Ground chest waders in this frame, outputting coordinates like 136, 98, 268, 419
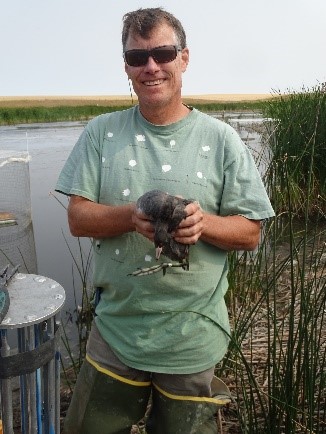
63, 356, 231, 434
63, 356, 151, 434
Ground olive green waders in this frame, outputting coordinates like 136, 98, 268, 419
63, 356, 151, 434
146, 376, 231, 434
63, 355, 231, 434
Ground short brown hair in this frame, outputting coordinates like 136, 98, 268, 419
122, 8, 187, 51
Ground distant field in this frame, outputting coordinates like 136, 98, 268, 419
0, 94, 272, 108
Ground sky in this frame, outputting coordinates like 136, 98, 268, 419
1, 0, 325, 97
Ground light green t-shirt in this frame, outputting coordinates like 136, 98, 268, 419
56, 106, 274, 374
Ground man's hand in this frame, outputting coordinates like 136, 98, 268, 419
132, 208, 155, 242
173, 201, 204, 245
174, 201, 261, 251
132, 192, 202, 246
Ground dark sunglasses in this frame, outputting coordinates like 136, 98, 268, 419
123, 45, 182, 67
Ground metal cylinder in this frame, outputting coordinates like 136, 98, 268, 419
0, 273, 65, 434
0, 150, 37, 275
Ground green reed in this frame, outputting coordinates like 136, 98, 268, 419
58, 236, 95, 390
262, 83, 326, 217
50, 193, 95, 389
0, 105, 131, 125
217, 85, 326, 433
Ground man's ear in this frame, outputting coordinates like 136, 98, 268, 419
124, 62, 129, 78
181, 48, 189, 73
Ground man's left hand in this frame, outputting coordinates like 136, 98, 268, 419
173, 201, 203, 244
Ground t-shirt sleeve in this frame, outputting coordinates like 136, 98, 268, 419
220, 130, 275, 220
55, 126, 101, 203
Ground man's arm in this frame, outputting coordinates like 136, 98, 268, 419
68, 195, 135, 238
133, 201, 261, 252
69, 195, 260, 251
201, 213, 260, 251
175, 202, 260, 251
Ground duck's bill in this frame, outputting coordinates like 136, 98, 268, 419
155, 246, 163, 260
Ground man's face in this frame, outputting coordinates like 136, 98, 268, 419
124, 23, 189, 110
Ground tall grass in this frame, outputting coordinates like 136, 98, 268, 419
50, 193, 95, 389
262, 83, 326, 217
217, 85, 326, 433
0, 105, 131, 125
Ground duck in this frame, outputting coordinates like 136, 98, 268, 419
134, 190, 193, 275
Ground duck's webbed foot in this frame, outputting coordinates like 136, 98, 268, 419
181, 258, 189, 271
129, 261, 189, 277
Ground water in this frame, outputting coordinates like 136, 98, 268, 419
0, 121, 89, 315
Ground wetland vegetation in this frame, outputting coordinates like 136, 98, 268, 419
218, 83, 326, 433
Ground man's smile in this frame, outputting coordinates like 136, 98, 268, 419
143, 79, 165, 86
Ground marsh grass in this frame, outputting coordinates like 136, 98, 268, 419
0, 105, 131, 125
216, 85, 326, 433
49, 193, 94, 389
262, 83, 326, 217
219, 217, 326, 433
60, 234, 93, 367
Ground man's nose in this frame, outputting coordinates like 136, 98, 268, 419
143, 56, 160, 72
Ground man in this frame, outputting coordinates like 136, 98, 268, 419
56, 7, 274, 434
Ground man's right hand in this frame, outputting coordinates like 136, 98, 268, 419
132, 207, 155, 242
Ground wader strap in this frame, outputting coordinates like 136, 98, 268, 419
0, 328, 60, 379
